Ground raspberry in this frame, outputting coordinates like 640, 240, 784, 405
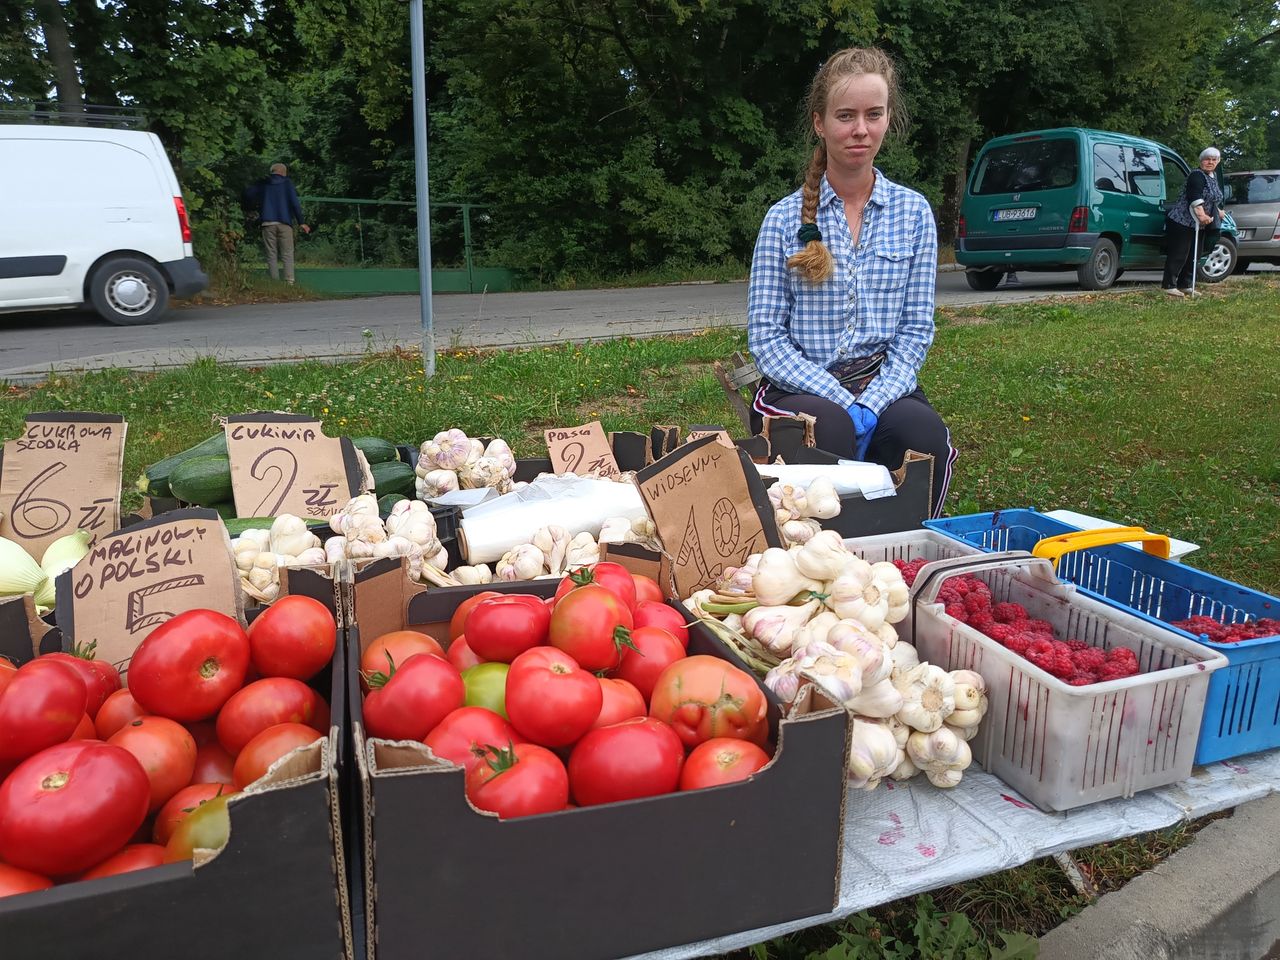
1097, 663, 1130, 682
1005, 634, 1031, 655
1073, 647, 1107, 672
1048, 654, 1076, 679
1026, 638, 1055, 667
1023, 619, 1055, 637
1065, 639, 1089, 652
964, 592, 991, 616
1067, 672, 1097, 686
938, 587, 962, 605
985, 623, 1018, 644
969, 580, 992, 600
945, 602, 969, 623
993, 602, 1028, 624
1051, 640, 1074, 658
1107, 646, 1139, 667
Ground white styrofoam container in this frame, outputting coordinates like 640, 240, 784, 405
897, 552, 1227, 812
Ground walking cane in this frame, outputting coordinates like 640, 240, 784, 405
1189, 216, 1199, 296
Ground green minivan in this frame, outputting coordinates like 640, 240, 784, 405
956, 128, 1239, 290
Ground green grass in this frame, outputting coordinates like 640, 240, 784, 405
2, 273, 1276, 957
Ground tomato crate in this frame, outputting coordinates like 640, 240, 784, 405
345, 557, 849, 960
926, 509, 1280, 764
900, 552, 1227, 811
0, 512, 353, 960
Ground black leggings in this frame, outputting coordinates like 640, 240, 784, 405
750, 385, 956, 518
1163, 218, 1217, 290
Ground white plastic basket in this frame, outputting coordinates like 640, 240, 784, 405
840, 529, 983, 628
902, 552, 1228, 812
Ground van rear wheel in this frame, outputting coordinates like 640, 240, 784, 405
965, 269, 1003, 291
1077, 239, 1119, 290
88, 257, 170, 325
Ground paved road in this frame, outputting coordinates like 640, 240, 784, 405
0, 266, 1253, 381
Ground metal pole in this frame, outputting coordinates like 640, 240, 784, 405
462, 203, 474, 293
409, 0, 434, 378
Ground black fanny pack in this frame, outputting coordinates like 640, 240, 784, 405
829, 353, 885, 397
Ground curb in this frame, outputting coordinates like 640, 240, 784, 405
1037, 793, 1280, 960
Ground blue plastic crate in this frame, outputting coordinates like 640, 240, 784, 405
925, 509, 1280, 765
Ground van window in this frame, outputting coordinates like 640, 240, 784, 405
1161, 154, 1187, 201
1092, 144, 1127, 193
1126, 147, 1162, 197
972, 138, 1077, 195
1225, 173, 1280, 204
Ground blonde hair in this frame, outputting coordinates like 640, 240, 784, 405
788, 47, 907, 283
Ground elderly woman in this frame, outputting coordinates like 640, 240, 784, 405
1162, 147, 1223, 296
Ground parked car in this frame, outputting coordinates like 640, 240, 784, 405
1223, 170, 1280, 272
955, 127, 1238, 291
0, 123, 207, 324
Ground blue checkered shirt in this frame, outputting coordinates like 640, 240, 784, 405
747, 171, 938, 415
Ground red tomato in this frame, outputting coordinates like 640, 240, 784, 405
0, 658, 16, 697
449, 590, 501, 640
548, 584, 635, 672
0, 862, 52, 899
127, 610, 250, 722
632, 601, 690, 648
363, 653, 465, 742
679, 738, 772, 790
0, 741, 150, 876
95, 688, 149, 740
423, 707, 523, 774
568, 717, 684, 806
554, 562, 638, 611
505, 647, 602, 747
216, 678, 329, 755
232, 723, 323, 789
631, 574, 665, 605
464, 742, 569, 818
108, 716, 198, 812
192, 741, 235, 785
246, 595, 336, 681
593, 677, 647, 728
184, 720, 218, 747
0, 658, 87, 763
42, 649, 119, 718
153, 783, 231, 845
612, 626, 686, 702
446, 634, 485, 671
464, 596, 551, 663
649, 655, 769, 749
360, 631, 445, 690
70, 714, 97, 739
78, 843, 165, 880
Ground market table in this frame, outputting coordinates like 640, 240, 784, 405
632, 748, 1280, 959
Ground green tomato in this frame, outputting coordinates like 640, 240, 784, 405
163, 794, 232, 864
462, 662, 510, 719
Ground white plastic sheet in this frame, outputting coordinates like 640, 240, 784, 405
628, 749, 1280, 960
756, 462, 897, 500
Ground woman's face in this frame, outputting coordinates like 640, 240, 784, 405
1200, 154, 1220, 174
813, 73, 890, 176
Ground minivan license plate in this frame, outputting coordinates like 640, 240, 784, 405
994, 207, 1036, 222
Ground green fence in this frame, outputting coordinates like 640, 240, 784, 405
247, 196, 519, 294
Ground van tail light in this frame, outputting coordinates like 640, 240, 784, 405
173, 197, 192, 244
1067, 206, 1089, 233
957, 215, 967, 238
1272, 214, 1280, 241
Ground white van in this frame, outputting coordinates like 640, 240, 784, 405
0, 124, 207, 324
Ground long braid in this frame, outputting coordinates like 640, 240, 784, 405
787, 142, 834, 282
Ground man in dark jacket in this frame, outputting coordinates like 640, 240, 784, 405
258, 163, 310, 283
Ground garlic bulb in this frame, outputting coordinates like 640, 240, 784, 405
497, 543, 544, 581
483, 438, 517, 477
802, 477, 841, 519
781, 518, 821, 546
791, 640, 863, 706
453, 564, 494, 585
269, 514, 319, 559
564, 531, 600, 569
324, 537, 348, 564
742, 600, 822, 657
753, 548, 822, 606
416, 469, 459, 499
948, 669, 989, 730
421, 429, 474, 471
458, 455, 510, 491
895, 663, 957, 733
532, 525, 572, 576
888, 641, 920, 678
387, 500, 440, 550
286, 546, 327, 567
889, 751, 919, 781
764, 659, 803, 703
791, 611, 840, 649
847, 718, 902, 790
826, 620, 891, 685
330, 494, 381, 535
907, 726, 972, 788
876, 621, 900, 649
372, 536, 424, 581
793, 530, 852, 583
828, 568, 889, 629
846, 676, 905, 718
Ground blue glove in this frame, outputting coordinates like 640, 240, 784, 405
847, 403, 878, 461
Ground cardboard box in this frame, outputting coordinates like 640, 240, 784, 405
347, 561, 849, 960
768, 449, 934, 539
0, 519, 354, 960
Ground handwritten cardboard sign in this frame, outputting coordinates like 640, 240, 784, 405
543, 421, 622, 479
225, 413, 363, 519
685, 426, 736, 449
633, 435, 782, 597
0, 412, 127, 559
54, 509, 242, 672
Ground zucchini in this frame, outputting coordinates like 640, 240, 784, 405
135, 432, 228, 498
169, 455, 234, 507
209, 501, 237, 520
377, 493, 407, 515
370, 460, 416, 498
352, 437, 399, 464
